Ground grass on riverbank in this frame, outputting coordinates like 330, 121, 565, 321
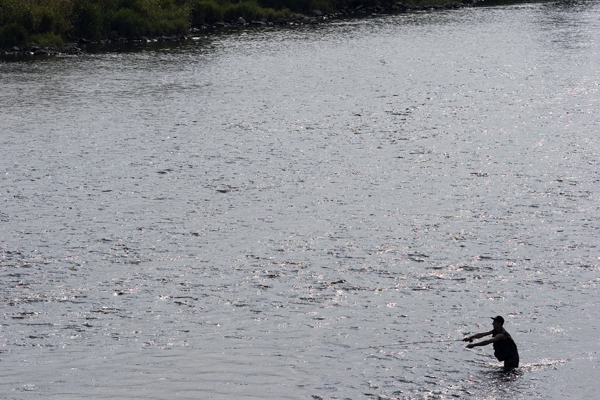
0, 0, 464, 49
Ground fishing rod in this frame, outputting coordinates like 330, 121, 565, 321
351, 338, 471, 352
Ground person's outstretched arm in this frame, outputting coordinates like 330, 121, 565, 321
465, 332, 505, 348
463, 330, 493, 342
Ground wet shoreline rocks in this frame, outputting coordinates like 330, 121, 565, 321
1, 44, 84, 57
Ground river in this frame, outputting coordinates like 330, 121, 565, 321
1, 1, 599, 399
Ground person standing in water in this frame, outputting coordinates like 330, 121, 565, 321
463, 316, 519, 371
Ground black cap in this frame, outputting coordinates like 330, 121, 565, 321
491, 316, 504, 324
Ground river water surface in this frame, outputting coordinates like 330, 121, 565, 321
1, 1, 599, 399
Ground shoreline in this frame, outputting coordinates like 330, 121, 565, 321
1, 0, 477, 57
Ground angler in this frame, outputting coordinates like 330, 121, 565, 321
463, 315, 520, 371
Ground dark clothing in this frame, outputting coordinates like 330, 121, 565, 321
503, 354, 520, 371
492, 328, 519, 371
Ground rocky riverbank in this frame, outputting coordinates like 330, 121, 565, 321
1, 0, 477, 57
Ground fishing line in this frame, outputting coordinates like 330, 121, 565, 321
350, 338, 469, 352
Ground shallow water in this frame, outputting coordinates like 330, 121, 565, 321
1, 1, 599, 399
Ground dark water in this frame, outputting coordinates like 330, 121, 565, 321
1, 1, 599, 399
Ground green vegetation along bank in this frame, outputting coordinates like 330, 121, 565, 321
0, 0, 479, 54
